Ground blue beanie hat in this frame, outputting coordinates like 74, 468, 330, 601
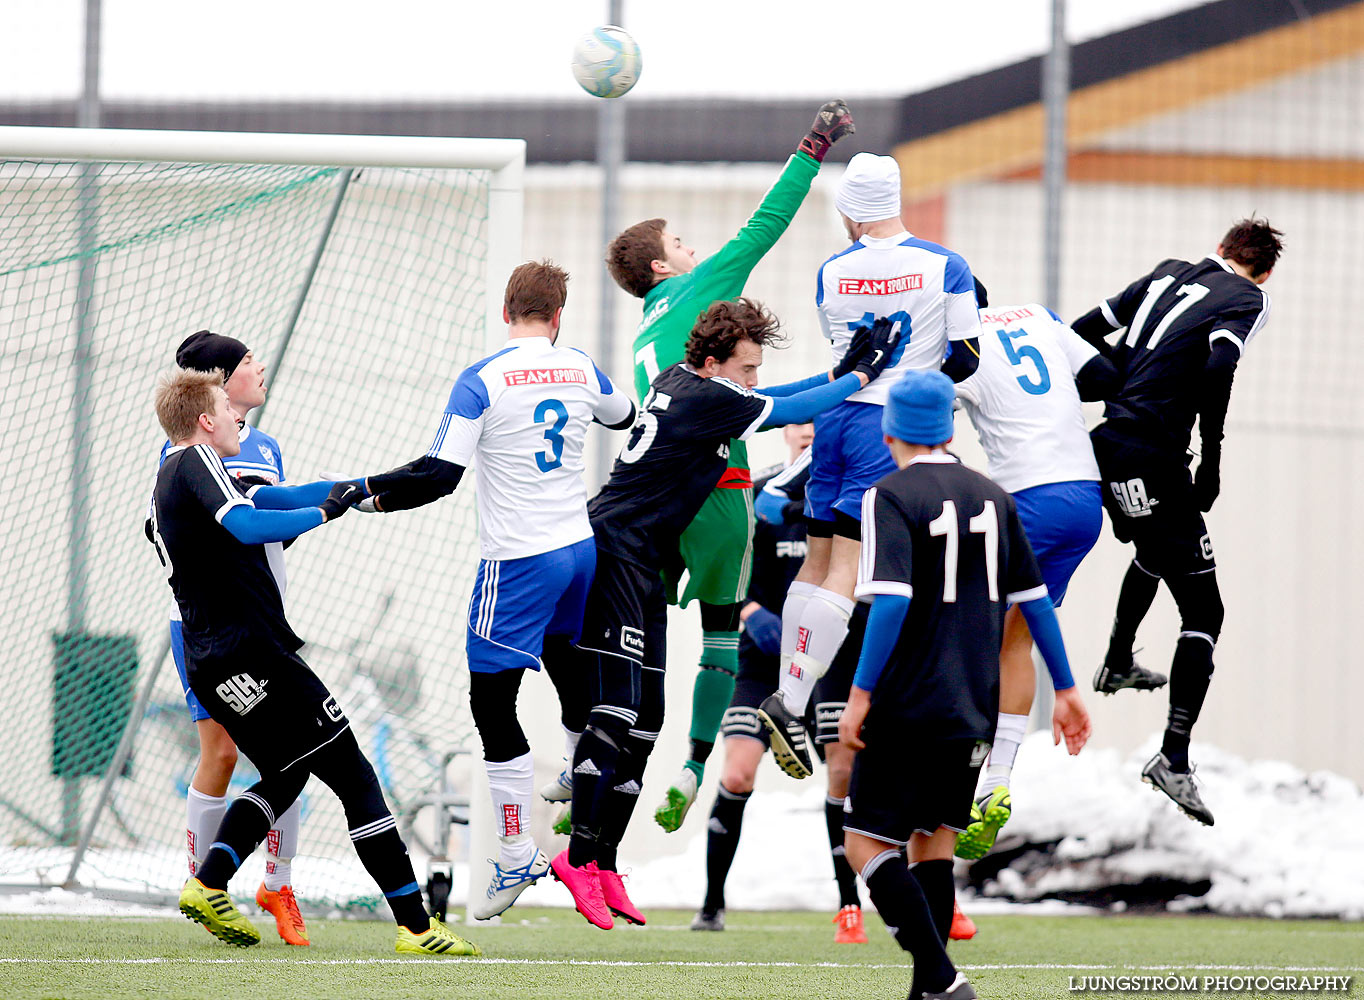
883, 370, 956, 445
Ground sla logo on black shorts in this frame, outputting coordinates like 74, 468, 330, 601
217, 673, 267, 716
1110, 478, 1158, 518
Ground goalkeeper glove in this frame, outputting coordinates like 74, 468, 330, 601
798, 100, 855, 163
831, 323, 873, 380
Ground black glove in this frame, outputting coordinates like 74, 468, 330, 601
1194, 448, 1220, 512
798, 100, 855, 162
853, 317, 901, 382
831, 323, 873, 379
319, 479, 366, 522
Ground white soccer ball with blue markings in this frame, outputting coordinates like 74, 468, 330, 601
570, 25, 642, 99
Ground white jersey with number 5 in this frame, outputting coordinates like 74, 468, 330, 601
954, 303, 1101, 494
818, 231, 982, 405
428, 335, 634, 560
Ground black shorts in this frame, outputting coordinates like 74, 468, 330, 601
844, 736, 990, 845
576, 548, 668, 721
1091, 424, 1216, 579
187, 642, 350, 774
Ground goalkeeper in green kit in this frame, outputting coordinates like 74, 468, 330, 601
606, 101, 855, 832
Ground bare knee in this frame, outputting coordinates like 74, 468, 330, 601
720, 737, 762, 795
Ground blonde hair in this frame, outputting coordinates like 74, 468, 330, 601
155, 367, 224, 442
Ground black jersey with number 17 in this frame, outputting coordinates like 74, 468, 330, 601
1098, 254, 1270, 452
855, 454, 1047, 743
587, 363, 773, 570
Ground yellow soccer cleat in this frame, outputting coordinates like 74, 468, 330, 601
256, 883, 310, 946
179, 877, 261, 947
395, 917, 482, 957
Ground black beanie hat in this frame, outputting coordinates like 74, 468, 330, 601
175, 330, 249, 378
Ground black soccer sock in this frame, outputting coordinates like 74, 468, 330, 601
863, 849, 957, 995
1161, 636, 1216, 772
1108, 560, 1161, 665
908, 858, 955, 944
825, 795, 860, 909
688, 738, 715, 768
703, 783, 751, 914
1161, 570, 1224, 772
567, 712, 629, 869
309, 728, 428, 931
195, 769, 308, 890
596, 730, 656, 873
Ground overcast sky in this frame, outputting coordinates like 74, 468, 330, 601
2, 0, 1215, 103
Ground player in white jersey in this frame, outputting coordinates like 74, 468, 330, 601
760, 153, 984, 778
153, 330, 309, 946
952, 281, 1110, 861
352, 262, 636, 920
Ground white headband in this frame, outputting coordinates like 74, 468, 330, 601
835, 152, 902, 224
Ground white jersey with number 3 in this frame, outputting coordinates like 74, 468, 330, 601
954, 303, 1101, 494
428, 335, 634, 560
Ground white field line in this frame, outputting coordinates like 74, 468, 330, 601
0, 958, 1359, 972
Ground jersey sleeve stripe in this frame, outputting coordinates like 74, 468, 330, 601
1007, 584, 1049, 604
213, 496, 252, 524
857, 488, 877, 585
1208, 330, 1245, 357
764, 446, 812, 495
854, 580, 914, 600
1098, 298, 1121, 329
193, 444, 243, 504
427, 413, 453, 455
738, 395, 776, 440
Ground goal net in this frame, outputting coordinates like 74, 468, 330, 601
0, 127, 523, 910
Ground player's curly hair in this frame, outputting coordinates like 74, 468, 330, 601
684, 298, 787, 368
1219, 218, 1284, 278
606, 218, 667, 299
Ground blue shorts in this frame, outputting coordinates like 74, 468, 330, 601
466, 536, 596, 673
805, 401, 897, 523
169, 619, 213, 724
1012, 480, 1103, 606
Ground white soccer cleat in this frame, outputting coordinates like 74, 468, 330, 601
471, 849, 551, 921
540, 767, 573, 803
653, 766, 700, 832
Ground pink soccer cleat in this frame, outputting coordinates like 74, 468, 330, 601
598, 869, 646, 926
550, 850, 613, 930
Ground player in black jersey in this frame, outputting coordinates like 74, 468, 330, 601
148, 368, 478, 957
690, 426, 873, 943
1072, 219, 1283, 825
548, 298, 903, 929
839, 370, 1080, 1000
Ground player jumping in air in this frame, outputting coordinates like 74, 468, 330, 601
550, 298, 902, 930
1071, 219, 1282, 825
760, 152, 983, 780
149, 369, 477, 957
152, 331, 309, 946
690, 425, 874, 944
344, 262, 635, 920
602, 100, 855, 832
952, 280, 1106, 860
840, 370, 1079, 1000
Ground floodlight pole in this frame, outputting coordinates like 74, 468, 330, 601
1041, 0, 1069, 310
594, 0, 627, 486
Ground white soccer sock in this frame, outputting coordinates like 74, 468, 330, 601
486, 752, 536, 868
779, 580, 820, 675
264, 798, 301, 891
186, 786, 227, 877
562, 725, 581, 762
780, 588, 855, 715
980, 713, 1030, 795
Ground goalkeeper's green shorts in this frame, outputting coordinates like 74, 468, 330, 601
664, 484, 755, 608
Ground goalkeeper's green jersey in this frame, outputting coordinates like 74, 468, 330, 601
630, 151, 821, 479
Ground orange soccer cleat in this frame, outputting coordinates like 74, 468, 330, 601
949, 896, 977, 941
256, 883, 310, 946
833, 903, 869, 944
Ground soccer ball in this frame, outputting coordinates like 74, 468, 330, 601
570, 25, 642, 99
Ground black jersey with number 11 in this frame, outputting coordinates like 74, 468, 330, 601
1095, 254, 1270, 452
587, 363, 773, 570
855, 454, 1047, 742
